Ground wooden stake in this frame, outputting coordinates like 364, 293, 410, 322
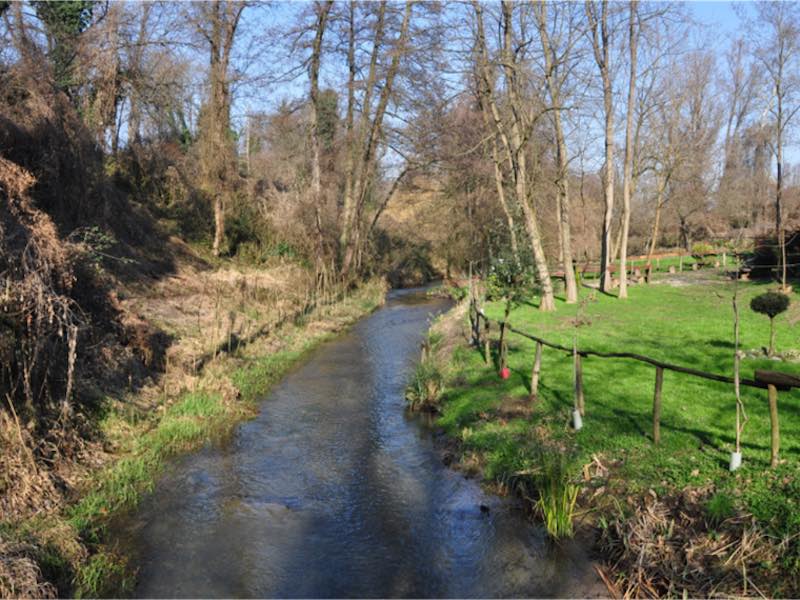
499, 321, 507, 371
483, 320, 491, 364
768, 383, 780, 467
469, 301, 476, 345
653, 366, 663, 445
574, 347, 584, 416
530, 341, 543, 401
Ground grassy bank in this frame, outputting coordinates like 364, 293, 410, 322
427, 276, 799, 597
1, 278, 386, 598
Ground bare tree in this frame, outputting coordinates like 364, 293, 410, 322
585, 0, 617, 293
309, 1, 333, 269
474, 60, 520, 263
618, 0, 638, 298
748, 2, 800, 291
534, 0, 580, 304
339, 1, 413, 277
717, 36, 762, 229
473, 0, 556, 311
192, 0, 246, 257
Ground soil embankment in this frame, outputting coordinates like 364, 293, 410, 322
0, 233, 387, 597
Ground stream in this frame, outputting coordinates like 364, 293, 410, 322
114, 288, 600, 598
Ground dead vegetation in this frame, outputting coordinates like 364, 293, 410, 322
0, 55, 391, 596
0, 538, 57, 600
598, 487, 786, 598
0, 155, 92, 522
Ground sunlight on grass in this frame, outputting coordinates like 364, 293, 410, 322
440, 279, 800, 538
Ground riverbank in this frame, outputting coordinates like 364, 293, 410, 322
420, 277, 800, 598
0, 275, 387, 598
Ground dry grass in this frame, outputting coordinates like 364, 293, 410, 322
121, 261, 313, 372
0, 538, 57, 600
599, 486, 784, 598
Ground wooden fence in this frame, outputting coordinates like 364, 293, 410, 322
468, 298, 799, 468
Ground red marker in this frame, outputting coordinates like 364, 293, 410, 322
499, 367, 510, 380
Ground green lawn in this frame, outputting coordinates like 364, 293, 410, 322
578, 254, 741, 280
438, 277, 800, 541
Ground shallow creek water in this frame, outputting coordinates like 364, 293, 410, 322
114, 288, 601, 598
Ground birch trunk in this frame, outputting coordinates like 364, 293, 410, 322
503, 2, 554, 310
587, 0, 615, 293
619, 1, 638, 299
536, 3, 577, 303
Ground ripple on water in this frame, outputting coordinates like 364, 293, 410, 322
112, 291, 602, 598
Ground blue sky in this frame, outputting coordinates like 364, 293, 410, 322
689, 0, 741, 33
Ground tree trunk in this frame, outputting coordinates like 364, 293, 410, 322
309, 1, 333, 269
491, 137, 520, 262
199, 1, 244, 257
499, 1, 555, 311
213, 195, 224, 256
645, 177, 666, 282
554, 115, 578, 304
340, 0, 357, 271
587, 0, 616, 294
769, 317, 776, 357
536, 3, 577, 304
619, 1, 638, 299
776, 95, 787, 291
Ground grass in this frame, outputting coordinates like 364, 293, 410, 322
437, 276, 800, 547
532, 447, 579, 539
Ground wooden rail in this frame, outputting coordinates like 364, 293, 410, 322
468, 299, 798, 467
498, 318, 768, 390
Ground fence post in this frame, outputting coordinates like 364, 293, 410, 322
468, 264, 476, 345
499, 321, 507, 372
469, 300, 475, 345
574, 348, 584, 416
768, 383, 780, 467
483, 319, 491, 364
530, 341, 543, 401
653, 366, 664, 445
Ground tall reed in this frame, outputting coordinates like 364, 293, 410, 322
533, 447, 579, 539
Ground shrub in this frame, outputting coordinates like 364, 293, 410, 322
405, 332, 446, 411
405, 360, 445, 411
750, 292, 790, 356
691, 241, 715, 257
748, 232, 800, 279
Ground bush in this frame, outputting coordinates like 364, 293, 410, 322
486, 252, 537, 304
691, 242, 715, 257
750, 292, 791, 319
748, 232, 800, 279
405, 360, 445, 411
750, 292, 790, 356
